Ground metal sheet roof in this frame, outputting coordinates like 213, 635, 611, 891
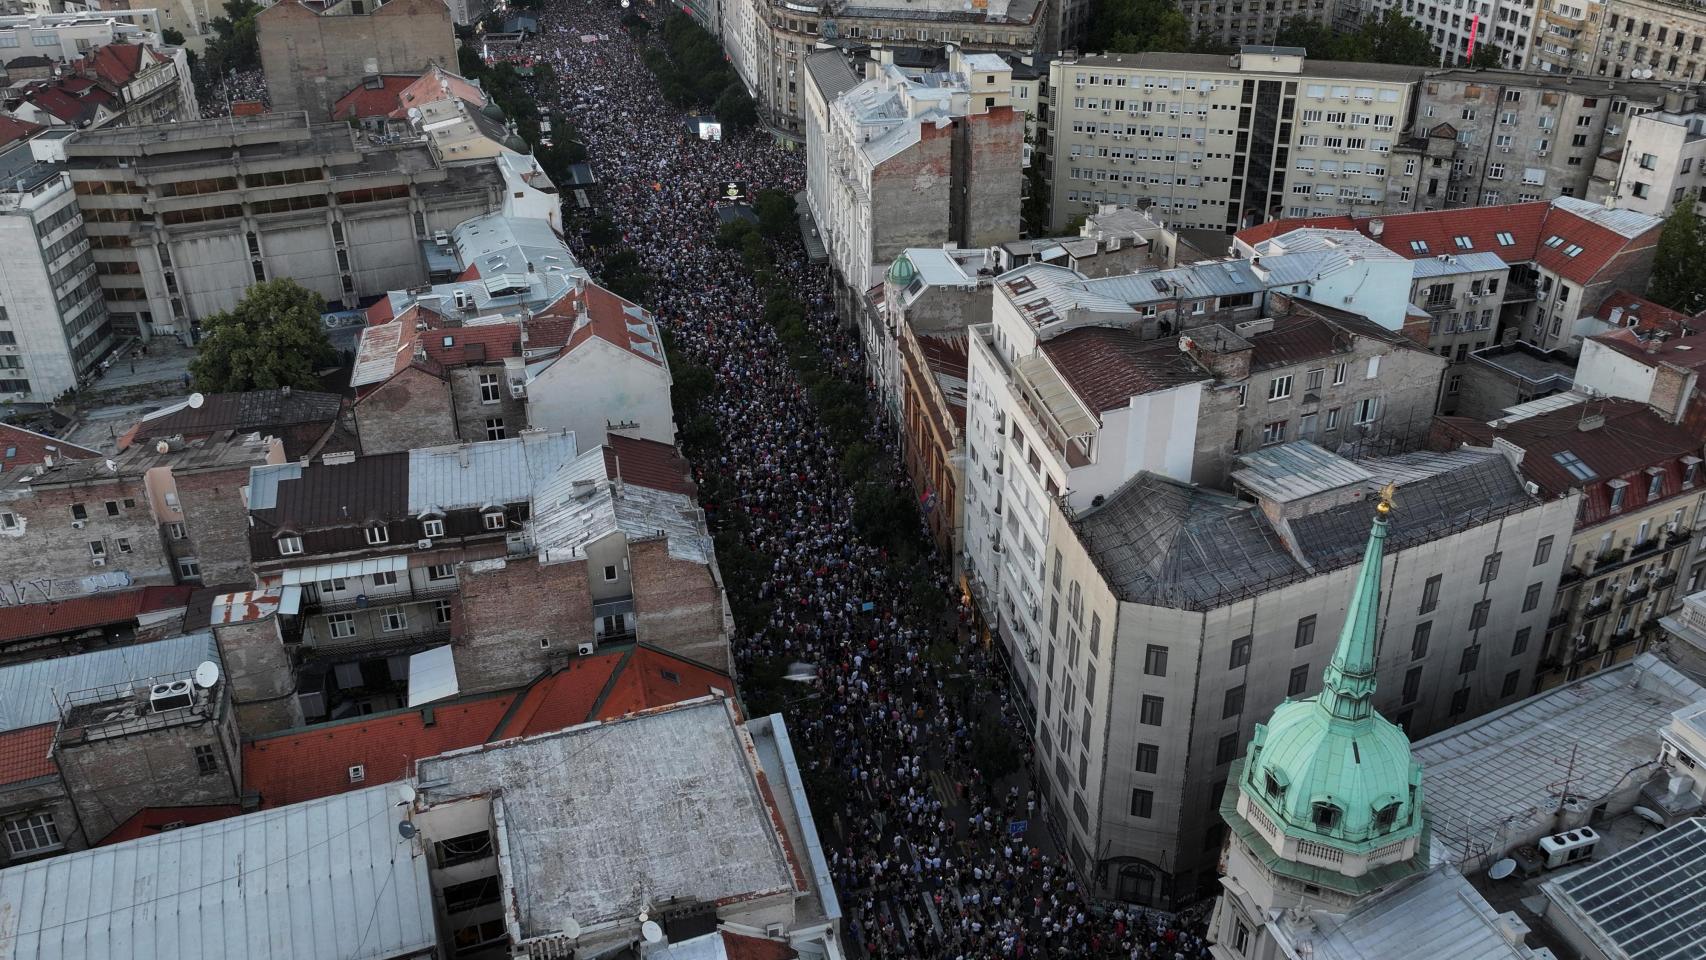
1295, 867, 1541, 960
1233, 441, 1374, 503
0, 632, 217, 733
405, 431, 578, 514
0, 784, 437, 960
1407, 251, 1509, 278
533, 448, 712, 566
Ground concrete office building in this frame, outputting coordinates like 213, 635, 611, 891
1397, 68, 1673, 210
1038, 444, 1576, 905
804, 48, 1023, 378
257, 0, 458, 120
61, 113, 514, 342
1369, 0, 1538, 68
1589, 88, 1706, 216
1179, 0, 1359, 52
736, 0, 1044, 135
0, 139, 106, 405
1043, 48, 1426, 235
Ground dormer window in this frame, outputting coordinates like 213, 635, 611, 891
483, 511, 507, 531
278, 534, 303, 556
1264, 769, 1286, 798
1684, 458, 1701, 487
365, 525, 390, 546
1311, 801, 1341, 830
423, 518, 444, 539
1647, 468, 1665, 500
1608, 480, 1628, 513
1374, 801, 1401, 830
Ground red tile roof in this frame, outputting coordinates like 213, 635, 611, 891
1595, 289, 1699, 336
244, 695, 516, 808
1433, 399, 1703, 525
0, 725, 55, 788
1588, 327, 1706, 372
0, 585, 195, 645
392, 66, 486, 118
79, 44, 165, 88
1039, 326, 1205, 413
98, 804, 243, 845
0, 422, 99, 471
422, 322, 523, 366
1239, 199, 1657, 288
244, 645, 735, 807
604, 435, 696, 497
332, 75, 416, 121
230, 100, 267, 118
0, 115, 42, 148
549, 283, 665, 366
721, 930, 799, 960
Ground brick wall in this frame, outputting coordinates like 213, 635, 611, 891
629, 539, 730, 673
871, 123, 954, 269
258, 0, 458, 120
0, 479, 172, 606
455, 556, 592, 694
956, 106, 1024, 250
55, 708, 242, 842
353, 367, 458, 455
212, 617, 303, 736
173, 464, 257, 585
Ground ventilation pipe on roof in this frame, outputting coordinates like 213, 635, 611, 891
1368, 218, 1385, 238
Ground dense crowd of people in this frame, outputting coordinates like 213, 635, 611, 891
523, 4, 1214, 957
199, 69, 268, 118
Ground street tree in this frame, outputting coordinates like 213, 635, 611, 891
189, 280, 336, 392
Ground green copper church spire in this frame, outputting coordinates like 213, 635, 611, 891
1317, 482, 1395, 724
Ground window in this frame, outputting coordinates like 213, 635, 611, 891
1261, 420, 1287, 445
1501, 670, 1522, 698
485, 418, 506, 441
1522, 582, 1542, 612
1144, 644, 1168, 676
479, 373, 501, 404
381, 607, 407, 632
3, 813, 61, 857
371, 570, 398, 588
1130, 788, 1154, 818
435, 831, 494, 868
1649, 472, 1664, 500
1223, 685, 1245, 719
88, 540, 106, 558
1610, 482, 1627, 512
1324, 408, 1340, 430
443, 876, 502, 914
1480, 552, 1502, 583
1402, 666, 1422, 704
104, 500, 119, 517
116, 538, 131, 553
1136, 743, 1159, 773
1534, 536, 1554, 566
1140, 695, 1164, 725
1295, 615, 1317, 648
1332, 362, 1347, 385
1354, 397, 1380, 425
1450, 688, 1470, 716
1268, 375, 1293, 401
435, 599, 454, 624
168, 522, 186, 540
1553, 451, 1594, 481
1288, 664, 1310, 697
1412, 622, 1431, 660
1306, 368, 1324, 391
278, 534, 303, 555
1312, 802, 1341, 830
602, 563, 621, 583
1460, 644, 1481, 674
326, 613, 356, 639
0, 512, 14, 531
428, 563, 454, 581
365, 525, 389, 545
177, 558, 201, 581
193, 744, 219, 775
1229, 635, 1251, 668
1420, 574, 1442, 614
483, 511, 507, 531
70, 503, 87, 521
1470, 599, 1491, 630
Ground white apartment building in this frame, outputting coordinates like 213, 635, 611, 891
1044, 48, 1426, 235
1591, 90, 1706, 216
0, 10, 168, 57
0, 139, 107, 405
1040, 444, 1579, 906
1368, 0, 1535, 69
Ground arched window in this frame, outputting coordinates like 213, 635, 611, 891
1311, 801, 1341, 830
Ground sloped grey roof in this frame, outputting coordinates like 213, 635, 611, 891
805, 49, 860, 102
406, 430, 578, 515
0, 632, 218, 733
1073, 473, 1302, 610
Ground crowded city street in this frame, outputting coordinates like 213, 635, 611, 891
524, 4, 1214, 956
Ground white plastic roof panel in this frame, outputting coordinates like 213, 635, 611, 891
407, 645, 459, 708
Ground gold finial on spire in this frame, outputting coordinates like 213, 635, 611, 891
1376, 481, 1398, 516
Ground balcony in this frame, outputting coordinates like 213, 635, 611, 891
1503, 280, 1537, 304
306, 580, 459, 614
1548, 609, 1573, 629
1582, 597, 1613, 621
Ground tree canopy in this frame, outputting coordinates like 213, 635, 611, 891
1274, 9, 1439, 66
640, 13, 759, 131
200, 0, 261, 79
1089, 0, 1193, 54
1648, 195, 1706, 311
1466, 42, 1505, 69
189, 280, 337, 393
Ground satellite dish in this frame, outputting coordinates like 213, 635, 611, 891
641, 920, 664, 944
396, 783, 417, 805
187, 392, 205, 409
156, 440, 171, 454
1634, 805, 1666, 827
563, 918, 582, 940
398, 821, 417, 840
193, 660, 221, 689
1488, 858, 1518, 880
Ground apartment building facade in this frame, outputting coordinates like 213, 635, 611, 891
728, 0, 1045, 135
1038, 444, 1576, 905
1366, 0, 1539, 69
1582, 0, 1706, 83
61, 113, 512, 342
1433, 397, 1703, 690
1589, 89, 1706, 216
257, 0, 459, 119
1043, 48, 1426, 235
1397, 68, 1672, 210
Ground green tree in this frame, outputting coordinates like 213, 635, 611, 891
1275, 9, 1437, 65
1466, 42, 1505, 69
1366, 9, 1439, 66
201, 0, 262, 78
1091, 0, 1192, 53
189, 280, 335, 392
1648, 195, 1706, 310
753, 189, 797, 240
161, 27, 186, 46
